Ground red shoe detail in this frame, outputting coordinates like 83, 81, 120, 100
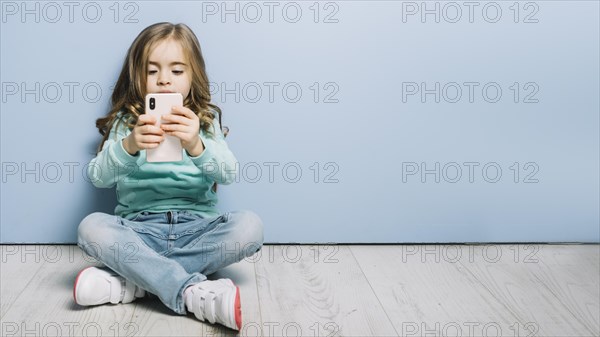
73, 266, 93, 305
234, 286, 242, 330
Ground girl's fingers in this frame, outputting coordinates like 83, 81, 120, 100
170, 106, 193, 118
167, 131, 186, 141
140, 142, 161, 149
161, 123, 188, 133
162, 113, 189, 126
140, 135, 164, 143
141, 124, 164, 135
172, 106, 201, 122
138, 114, 156, 125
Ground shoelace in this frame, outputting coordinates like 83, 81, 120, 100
192, 287, 218, 324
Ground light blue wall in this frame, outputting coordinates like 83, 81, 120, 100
1, 1, 598, 243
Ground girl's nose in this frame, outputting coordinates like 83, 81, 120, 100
158, 72, 171, 85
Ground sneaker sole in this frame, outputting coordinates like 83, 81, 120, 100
73, 266, 95, 305
223, 280, 242, 330
234, 285, 241, 330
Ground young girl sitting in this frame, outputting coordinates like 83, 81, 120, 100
74, 22, 263, 331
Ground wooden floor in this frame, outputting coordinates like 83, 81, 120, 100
1, 244, 598, 336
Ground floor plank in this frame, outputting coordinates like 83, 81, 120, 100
457, 244, 599, 336
1, 245, 137, 337
1, 245, 46, 318
531, 244, 599, 333
351, 244, 529, 337
126, 294, 225, 336
254, 245, 398, 337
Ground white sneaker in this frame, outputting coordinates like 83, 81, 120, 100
184, 279, 242, 331
73, 266, 145, 306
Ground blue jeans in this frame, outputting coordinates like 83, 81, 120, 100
77, 210, 264, 314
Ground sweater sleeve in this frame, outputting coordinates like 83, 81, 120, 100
87, 115, 140, 188
188, 110, 239, 185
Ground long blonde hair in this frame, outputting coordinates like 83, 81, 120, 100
94, 22, 222, 155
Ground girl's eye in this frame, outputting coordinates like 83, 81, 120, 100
148, 70, 157, 75
173, 70, 184, 75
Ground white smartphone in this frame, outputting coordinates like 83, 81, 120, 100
145, 93, 183, 162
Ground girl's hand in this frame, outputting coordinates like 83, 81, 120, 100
160, 106, 203, 155
123, 114, 165, 155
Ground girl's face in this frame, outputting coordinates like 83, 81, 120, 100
146, 38, 192, 99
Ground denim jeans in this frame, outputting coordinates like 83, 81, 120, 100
76, 209, 264, 314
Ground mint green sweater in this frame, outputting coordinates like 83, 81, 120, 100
87, 110, 238, 220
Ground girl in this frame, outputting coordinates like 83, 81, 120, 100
74, 22, 263, 331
